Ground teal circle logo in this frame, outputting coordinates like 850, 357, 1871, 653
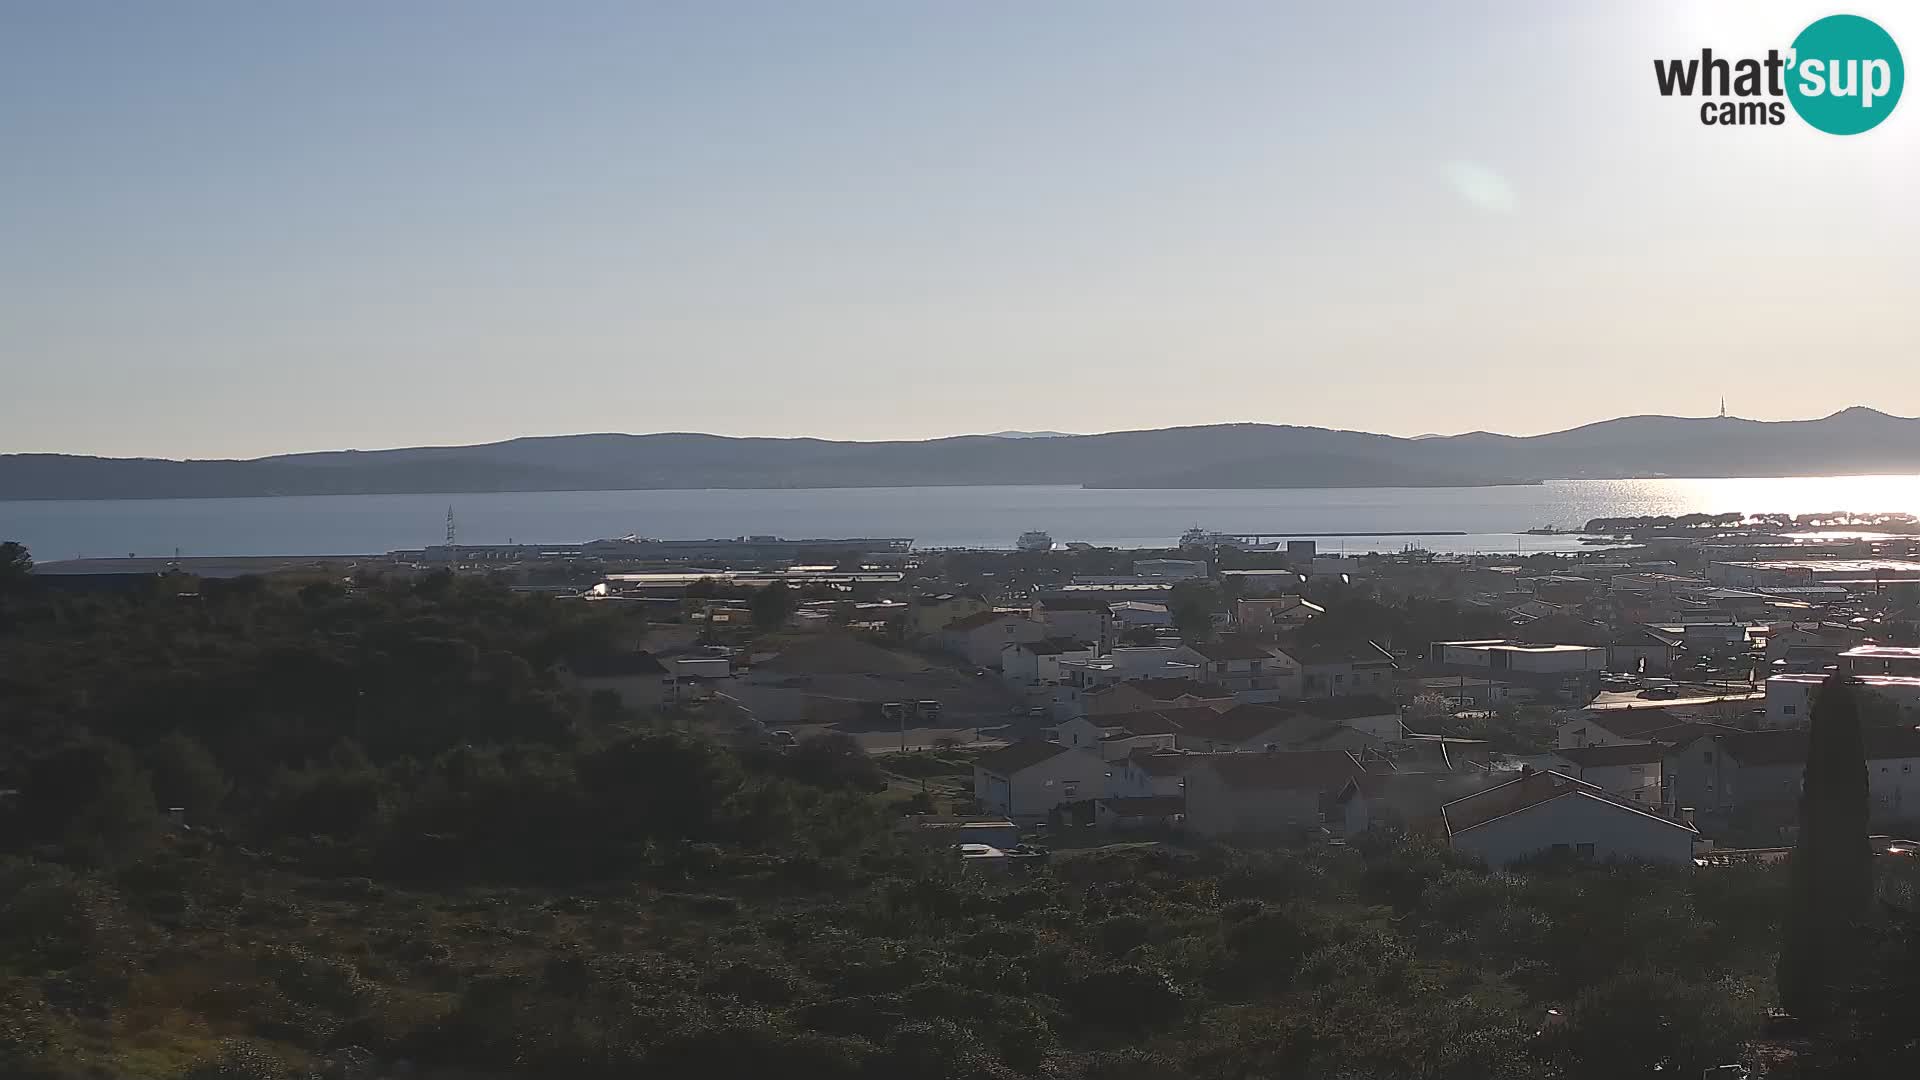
1787, 14, 1903, 134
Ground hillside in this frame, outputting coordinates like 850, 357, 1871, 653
5, 408, 1920, 499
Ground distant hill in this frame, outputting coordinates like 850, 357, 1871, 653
6, 408, 1920, 500
980, 430, 1077, 439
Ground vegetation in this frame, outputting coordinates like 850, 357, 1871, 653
1778, 677, 1872, 1018
0, 549, 1911, 1077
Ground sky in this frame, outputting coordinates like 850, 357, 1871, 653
5, 1, 1920, 459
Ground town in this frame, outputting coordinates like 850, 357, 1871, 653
37, 515, 1920, 871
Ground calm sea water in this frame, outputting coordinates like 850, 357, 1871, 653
10, 475, 1920, 561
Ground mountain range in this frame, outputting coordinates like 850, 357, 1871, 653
5, 408, 1920, 500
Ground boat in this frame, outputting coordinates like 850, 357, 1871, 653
1016, 530, 1054, 552
1178, 527, 1279, 551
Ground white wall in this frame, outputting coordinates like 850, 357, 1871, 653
1869, 755, 1920, 823
1578, 761, 1663, 807
974, 748, 1110, 818
1451, 791, 1695, 867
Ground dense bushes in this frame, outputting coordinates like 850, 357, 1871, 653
0, 570, 1846, 1078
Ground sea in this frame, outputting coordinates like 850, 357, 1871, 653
10, 474, 1920, 562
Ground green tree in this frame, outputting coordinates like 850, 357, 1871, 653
1168, 580, 1222, 642
146, 733, 231, 820
0, 542, 30, 594
751, 581, 797, 630
1778, 675, 1873, 1017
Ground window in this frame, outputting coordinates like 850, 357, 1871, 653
1063, 782, 1078, 798
1783, 704, 1797, 715
1702, 750, 1714, 763
1335, 673, 1346, 685
1576, 843, 1596, 859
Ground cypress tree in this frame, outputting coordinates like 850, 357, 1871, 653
1777, 674, 1873, 1017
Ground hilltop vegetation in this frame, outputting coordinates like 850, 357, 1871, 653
0, 561, 1911, 1078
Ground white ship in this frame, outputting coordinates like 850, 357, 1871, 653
1016, 530, 1054, 552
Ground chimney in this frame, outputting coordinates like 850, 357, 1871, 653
1679, 806, 1696, 829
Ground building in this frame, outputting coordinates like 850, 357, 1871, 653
938, 610, 1045, 668
1111, 749, 1201, 797
1000, 637, 1097, 688
1336, 771, 1498, 838
1661, 725, 1920, 826
1175, 704, 1324, 754
1184, 750, 1365, 837
1219, 568, 1310, 596
1709, 559, 1920, 588
1083, 678, 1237, 717
1608, 628, 1682, 674
972, 741, 1109, 819
909, 593, 991, 638
1294, 694, 1404, 741
1110, 601, 1173, 630
1554, 742, 1666, 807
1840, 645, 1920, 678
1555, 708, 1683, 749
1277, 639, 1398, 698
1131, 558, 1209, 581
1763, 623, 1870, 669
1032, 596, 1118, 652
1187, 638, 1300, 702
1093, 795, 1186, 831
1442, 770, 1698, 867
1764, 672, 1920, 728
1430, 640, 1607, 691
554, 652, 671, 709
1049, 710, 1186, 759
1235, 597, 1324, 634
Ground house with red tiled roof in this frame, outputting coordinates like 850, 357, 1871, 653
1661, 724, 1920, 825
555, 651, 671, 708
1185, 750, 1365, 837
972, 740, 1108, 819
1049, 709, 1188, 759
1083, 677, 1236, 717
1441, 770, 1698, 867
937, 610, 1045, 668
1186, 637, 1300, 703
1555, 741, 1667, 807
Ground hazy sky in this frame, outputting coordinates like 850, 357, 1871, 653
5, 1, 1920, 458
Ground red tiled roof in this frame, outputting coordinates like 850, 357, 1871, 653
1197, 750, 1363, 792
1296, 694, 1400, 721
1128, 750, 1199, 776
1177, 703, 1302, 744
1441, 769, 1694, 837
1442, 771, 1600, 834
1126, 677, 1235, 701
944, 610, 1019, 632
975, 740, 1073, 775
1558, 742, 1667, 768
1189, 637, 1281, 662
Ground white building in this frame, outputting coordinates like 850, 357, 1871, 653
554, 652, 672, 709
1431, 640, 1608, 677
1554, 742, 1665, 807
1442, 771, 1698, 867
938, 610, 1045, 668
1131, 559, 1208, 581
1187, 638, 1300, 703
1764, 672, 1920, 728
1000, 637, 1097, 688
972, 741, 1110, 819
